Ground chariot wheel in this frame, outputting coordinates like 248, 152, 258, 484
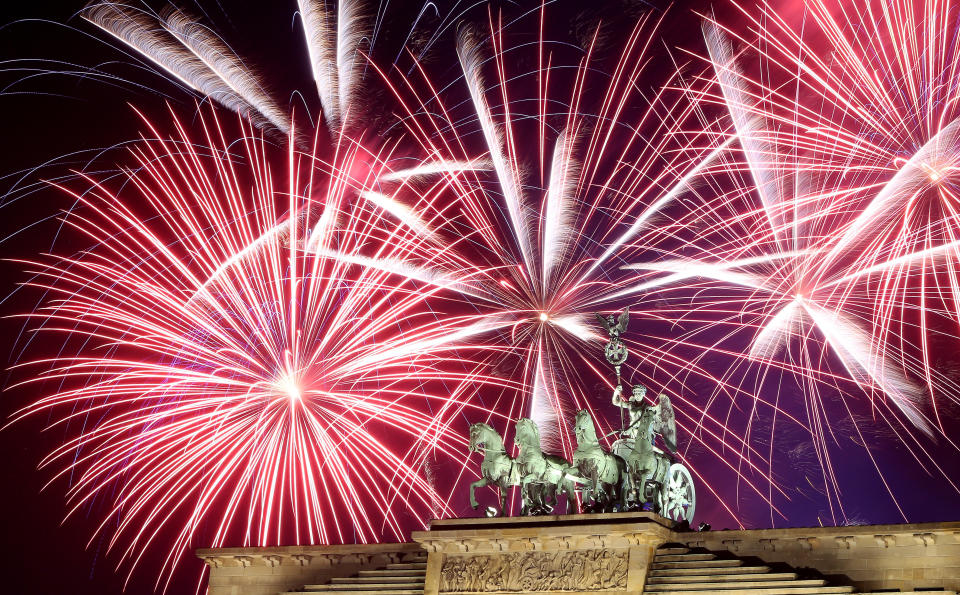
658, 463, 695, 522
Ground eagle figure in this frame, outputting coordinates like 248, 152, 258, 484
595, 308, 630, 340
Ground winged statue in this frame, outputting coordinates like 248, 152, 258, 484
595, 308, 629, 340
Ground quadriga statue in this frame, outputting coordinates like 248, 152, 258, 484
513, 418, 576, 515
465, 304, 697, 521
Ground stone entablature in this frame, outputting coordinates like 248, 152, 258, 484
197, 542, 423, 595
676, 520, 960, 592
412, 512, 674, 594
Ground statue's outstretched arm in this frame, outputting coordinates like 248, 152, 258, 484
611, 385, 628, 408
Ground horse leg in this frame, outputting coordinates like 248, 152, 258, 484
519, 476, 533, 516
599, 483, 611, 513
642, 468, 660, 512
617, 478, 626, 513
654, 460, 670, 515
658, 479, 669, 517
585, 472, 599, 512
470, 477, 489, 510
611, 479, 622, 512
614, 476, 624, 513
560, 477, 575, 514
601, 482, 614, 513
526, 483, 542, 515
498, 480, 509, 517
630, 465, 644, 511
621, 472, 633, 511
543, 484, 557, 514
527, 483, 542, 515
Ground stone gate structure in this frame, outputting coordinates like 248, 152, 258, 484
198, 513, 960, 594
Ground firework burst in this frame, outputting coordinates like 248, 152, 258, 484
604, 6, 960, 524
690, 0, 960, 427
364, 9, 703, 448
321, 5, 810, 524
9, 107, 506, 589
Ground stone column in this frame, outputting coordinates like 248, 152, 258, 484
419, 539, 444, 595
624, 531, 661, 592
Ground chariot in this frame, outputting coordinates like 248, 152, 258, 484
611, 438, 696, 523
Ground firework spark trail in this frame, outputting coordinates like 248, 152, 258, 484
379, 158, 492, 182
9, 108, 512, 590
335, 0, 367, 126
83, 2, 290, 135
298, 0, 341, 129
296, 0, 371, 132
456, 24, 535, 276
160, 7, 291, 133
702, 19, 786, 245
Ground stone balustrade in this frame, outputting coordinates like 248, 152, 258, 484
676, 520, 960, 592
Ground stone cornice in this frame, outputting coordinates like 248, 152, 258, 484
682, 519, 960, 540
412, 512, 674, 555
195, 542, 421, 568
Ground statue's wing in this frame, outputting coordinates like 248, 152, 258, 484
596, 312, 612, 332
658, 394, 678, 453
616, 308, 630, 332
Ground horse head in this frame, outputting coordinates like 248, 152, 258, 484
514, 418, 541, 450
574, 410, 598, 445
469, 422, 502, 454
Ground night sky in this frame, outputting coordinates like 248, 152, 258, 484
1, 1, 959, 594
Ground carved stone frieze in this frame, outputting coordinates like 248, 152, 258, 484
439, 549, 628, 592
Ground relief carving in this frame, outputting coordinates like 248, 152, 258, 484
439, 549, 628, 592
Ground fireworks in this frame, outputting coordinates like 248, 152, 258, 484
9, 108, 510, 589
367, 8, 728, 456
692, 0, 960, 421
614, 1, 960, 524
83, 2, 291, 135
6, 0, 960, 590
